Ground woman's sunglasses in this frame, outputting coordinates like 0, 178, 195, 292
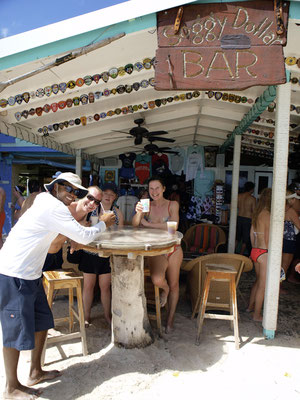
87, 194, 101, 206
58, 182, 81, 197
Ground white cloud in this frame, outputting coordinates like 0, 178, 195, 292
0, 28, 9, 38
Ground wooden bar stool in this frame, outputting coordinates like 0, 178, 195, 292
42, 268, 87, 365
196, 265, 240, 350
144, 267, 162, 337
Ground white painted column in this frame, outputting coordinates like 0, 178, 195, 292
263, 82, 291, 339
228, 134, 241, 253
75, 149, 82, 178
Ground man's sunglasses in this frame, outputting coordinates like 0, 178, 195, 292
87, 194, 101, 206
58, 182, 81, 197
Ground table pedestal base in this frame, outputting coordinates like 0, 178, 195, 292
111, 255, 154, 348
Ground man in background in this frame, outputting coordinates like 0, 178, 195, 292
236, 181, 256, 255
19, 179, 42, 218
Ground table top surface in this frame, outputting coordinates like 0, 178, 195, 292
86, 226, 182, 251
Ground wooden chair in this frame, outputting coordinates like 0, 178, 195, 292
42, 268, 87, 365
182, 223, 226, 258
182, 253, 253, 319
144, 267, 162, 337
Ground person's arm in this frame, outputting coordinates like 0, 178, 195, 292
50, 203, 114, 245
0, 188, 6, 213
250, 225, 254, 247
116, 208, 124, 227
264, 212, 270, 249
132, 201, 145, 226
288, 208, 300, 231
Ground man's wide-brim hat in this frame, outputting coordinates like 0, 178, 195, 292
44, 172, 88, 197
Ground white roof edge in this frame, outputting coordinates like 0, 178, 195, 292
0, 0, 195, 58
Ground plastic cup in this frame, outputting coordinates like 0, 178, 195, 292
140, 199, 150, 212
90, 216, 99, 226
167, 221, 177, 235
102, 210, 114, 215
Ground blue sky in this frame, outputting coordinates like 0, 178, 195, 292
0, 0, 128, 38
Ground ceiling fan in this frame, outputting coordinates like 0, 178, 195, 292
113, 118, 175, 145
143, 143, 179, 155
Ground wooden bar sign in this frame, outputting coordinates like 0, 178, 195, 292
155, 1, 288, 90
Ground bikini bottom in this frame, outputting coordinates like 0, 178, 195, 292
166, 244, 181, 258
250, 248, 268, 263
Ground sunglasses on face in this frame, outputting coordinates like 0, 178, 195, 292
58, 182, 81, 197
87, 194, 101, 206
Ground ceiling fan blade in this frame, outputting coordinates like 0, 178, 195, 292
112, 130, 135, 136
148, 130, 168, 136
150, 136, 175, 143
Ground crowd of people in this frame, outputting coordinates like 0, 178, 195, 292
236, 181, 300, 321
0, 171, 299, 398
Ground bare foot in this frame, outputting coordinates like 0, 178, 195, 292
246, 308, 254, 313
165, 325, 173, 334
3, 384, 43, 399
253, 314, 263, 322
27, 370, 62, 387
160, 293, 168, 308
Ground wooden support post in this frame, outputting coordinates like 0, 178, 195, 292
111, 255, 154, 348
228, 134, 241, 253
263, 82, 290, 339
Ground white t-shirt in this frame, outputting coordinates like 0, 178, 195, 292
0, 192, 106, 280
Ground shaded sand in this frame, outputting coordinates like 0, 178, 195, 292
1, 271, 300, 400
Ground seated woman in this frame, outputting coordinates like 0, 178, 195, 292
132, 176, 183, 333
247, 188, 272, 322
72, 183, 123, 327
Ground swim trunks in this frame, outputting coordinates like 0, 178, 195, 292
250, 248, 268, 263
0, 274, 54, 350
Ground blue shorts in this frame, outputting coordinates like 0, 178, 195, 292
0, 274, 54, 351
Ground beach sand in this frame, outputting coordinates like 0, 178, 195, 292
1, 270, 299, 400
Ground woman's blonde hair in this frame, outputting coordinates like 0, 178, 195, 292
252, 188, 272, 229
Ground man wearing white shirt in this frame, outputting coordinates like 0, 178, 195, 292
0, 172, 115, 399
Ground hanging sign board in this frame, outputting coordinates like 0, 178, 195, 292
155, 1, 288, 90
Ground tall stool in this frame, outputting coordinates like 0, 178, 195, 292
196, 265, 240, 349
42, 268, 87, 365
144, 267, 162, 337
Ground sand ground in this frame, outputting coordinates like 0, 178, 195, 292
0, 270, 299, 400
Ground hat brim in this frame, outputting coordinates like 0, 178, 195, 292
44, 178, 88, 198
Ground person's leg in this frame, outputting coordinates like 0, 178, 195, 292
287, 258, 300, 283
27, 330, 61, 387
282, 252, 293, 274
3, 346, 43, 399
82, 273, 97, 324
165, 248, 183, 332
253, 253, 268, 321
98, 273, 112, 325
247, 261, 260, 312
148, 255, 169, 307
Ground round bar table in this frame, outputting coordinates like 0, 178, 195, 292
82, 226, 182, 349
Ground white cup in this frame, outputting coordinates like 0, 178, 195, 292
167, 221, 177, 235
140, 199, 150, 212
90, 216, 99, 226
102, 210, 114, 215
